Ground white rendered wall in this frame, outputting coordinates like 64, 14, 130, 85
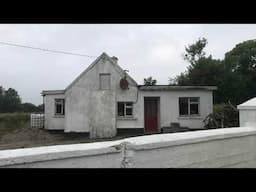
44, 94, 65, 130
64, 55, 138, 138
238, 97, 256, 127
44, 89, 213, 131
117, 90, 213, 130
239, 110, 256, 127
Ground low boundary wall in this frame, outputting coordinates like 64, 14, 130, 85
1, 126, 256, 168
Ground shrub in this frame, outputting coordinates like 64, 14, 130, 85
203, 102, 239, 129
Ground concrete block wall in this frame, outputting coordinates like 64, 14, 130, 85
0, 141, 125, 168
1, 126, 256, 168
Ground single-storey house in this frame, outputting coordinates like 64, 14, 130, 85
42, 52, 217, 138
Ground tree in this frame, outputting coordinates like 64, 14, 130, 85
184, 56, 223, 86
223, 39, 256, 104
224, 39, 256, 73
171, 37, 223, 86
144, 76, 157, 86
183, 37, 208, 66
170, 37, 256, 105
20, 103, 38, 112
168, 72, 188, 85
170, 37, 230, 104
0, 86, 43, 113
37, 104, 44, 112
1, 88, 21, 112
172, 37, 212, 86
166, 38, 256, 128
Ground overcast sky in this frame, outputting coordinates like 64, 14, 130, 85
0, 24, 256, 105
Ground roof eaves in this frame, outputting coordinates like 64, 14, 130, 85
41, 90, 65, 96
138, 85, 217, 91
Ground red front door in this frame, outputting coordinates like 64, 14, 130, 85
144, 97, 159, 133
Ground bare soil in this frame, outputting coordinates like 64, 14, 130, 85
0, 123, 129, 150
0, 118, 198, 151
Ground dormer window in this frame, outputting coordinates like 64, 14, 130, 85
99, 73, 111, 90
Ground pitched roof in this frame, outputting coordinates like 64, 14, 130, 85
42, 53, 218, 96
237, 97, 256, 110
65, 52, 137, 92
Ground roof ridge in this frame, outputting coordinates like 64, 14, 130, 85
64, 52, 106, 92
64, 52, 137, 92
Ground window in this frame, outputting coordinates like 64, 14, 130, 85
99, 73, 111, 90
55, 99, 65, 115
179, 97, 200, 116
117, 102, 133, 117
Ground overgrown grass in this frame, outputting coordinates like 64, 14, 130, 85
0, 113, 30, 137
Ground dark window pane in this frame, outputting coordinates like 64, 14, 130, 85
55, 99, 64, 115
190, 97, 199, 102
179, 98, 188, 115
190, 103, 199, 115
63, 100, 65, 115
118, 102, 124, 116
56, 104, 62, 114
126, 107, 133, 116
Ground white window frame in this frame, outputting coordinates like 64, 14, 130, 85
55, 99, 65, 116
117, 102, 133, 118
179, 97, 200, 116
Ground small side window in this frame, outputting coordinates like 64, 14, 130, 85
179, 97, 200, 116
117, 102, 133, 117
55, 99, 65, 116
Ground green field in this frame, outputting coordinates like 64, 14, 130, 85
0, 113, 30, 138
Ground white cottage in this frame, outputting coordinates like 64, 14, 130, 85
42, 52, 217, 138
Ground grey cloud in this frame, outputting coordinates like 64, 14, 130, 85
0, 24, 255, 105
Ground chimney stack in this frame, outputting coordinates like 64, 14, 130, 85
111, 56, 118, 64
